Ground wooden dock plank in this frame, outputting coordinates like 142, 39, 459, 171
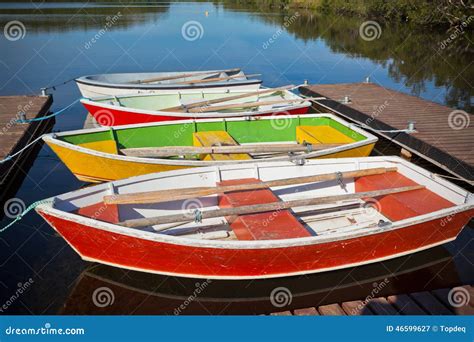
341, 300, 373, 315
293, 307, 319, 316
367, 297, 399, 315
83, 113, 98, 129
318, 303, 346, 315
270, 311, 292, 316
410, 291, 453, 315
269, 286, 473, 316
387, 294, 426, 315
300, 83, 474, 182
0, 95, 54, 204
432, 287, 474, 315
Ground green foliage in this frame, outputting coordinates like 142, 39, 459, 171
220, 0, 473, 27
317, 0, 473, 27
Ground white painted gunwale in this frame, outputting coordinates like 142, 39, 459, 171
36, 156, 473, 251
80, 89, 312, 119
75, 69, 258, 88
42, 114, 378, 167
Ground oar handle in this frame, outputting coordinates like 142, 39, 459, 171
119, 184, 425, 229
104, 167, 397, 205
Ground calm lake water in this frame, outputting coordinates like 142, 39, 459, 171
0, 1, 472, 314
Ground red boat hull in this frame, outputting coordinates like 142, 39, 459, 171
37, 210, 472, 279
82, 102, 310, 126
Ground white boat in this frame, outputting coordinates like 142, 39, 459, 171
75, 68, 262, 98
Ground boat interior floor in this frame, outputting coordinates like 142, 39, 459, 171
74, 172, 455, 242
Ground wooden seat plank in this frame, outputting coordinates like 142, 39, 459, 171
193, 131, 251, 161
296, 125, 354, 145
218, 178, 311, 240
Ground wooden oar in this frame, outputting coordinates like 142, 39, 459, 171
174, 73, 261, 85
119, 185, 425, 229
120, 143, 343, 158
132, 68, 240, 84
104, 167, 397, 205
187, 98, 311, 113
160, 85, 294, 112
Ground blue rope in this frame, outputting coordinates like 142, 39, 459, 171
0, 199, 53, 233
16, 98, 80, 123
0, 98, 80, 164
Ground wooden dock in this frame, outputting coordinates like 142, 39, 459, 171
301, 83, 473, 184
271, 285, 474, 316
0, 95, 54, 205
83, 113, 97, 129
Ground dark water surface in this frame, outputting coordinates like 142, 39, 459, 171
0, 1, 472, 314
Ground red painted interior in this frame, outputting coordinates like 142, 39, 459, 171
218, 178, 311, 240
76, 202, 119, 224
83, 102, 309, 126
355, 173, 455, 221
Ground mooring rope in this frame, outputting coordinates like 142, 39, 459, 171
349, 122, 416, 134
16, 98, 80, 123
0, 135, 45, 164
0, 199, 53, 233
0, 98, 80, 164
41, 77, 77, 93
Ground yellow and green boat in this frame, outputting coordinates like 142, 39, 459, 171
43, 114, 377, 183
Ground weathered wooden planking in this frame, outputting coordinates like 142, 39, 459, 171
0, 95, 53, 203
270, 311, 292, 316
432, 286, 474, 315
410, 291, 453, 315
83, 113, 98, 129
387, 294, 425, 315
318, 303, 346, 315
293, 307, 319, 316
268, 286, 474, 316
341, 300, 372, 315
300, 83, 474, 183
367, 297, 399, 315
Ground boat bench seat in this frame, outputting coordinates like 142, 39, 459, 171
217, 178, 312, 240
296, 125, 354, 145
78, 140, 119, 154
192, 131, 252, 161
76, 201, 119, 223
355, 173, 455, 221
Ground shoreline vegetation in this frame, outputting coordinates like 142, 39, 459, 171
213, 0, 473, 112
226, 0, 473, 28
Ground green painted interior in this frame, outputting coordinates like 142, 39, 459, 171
60, 116, 367, 150
95, 91, 281, 111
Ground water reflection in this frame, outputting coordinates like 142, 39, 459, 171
62, 247, 460, 314
213, 2, 473, 112
0, 1, 471, 315
0, 1, 171, 33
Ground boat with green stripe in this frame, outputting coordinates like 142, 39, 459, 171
43, 114, 377, 183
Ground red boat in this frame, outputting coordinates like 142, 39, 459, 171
36, 157, 473, 279
80, 87, 311, 126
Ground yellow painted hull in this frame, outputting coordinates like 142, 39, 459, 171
46, 141, 375, 183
